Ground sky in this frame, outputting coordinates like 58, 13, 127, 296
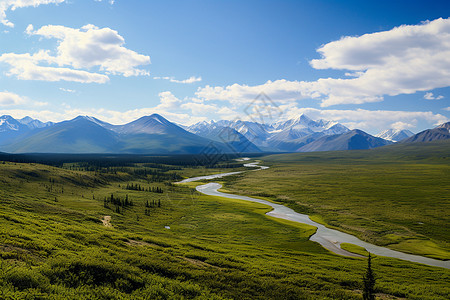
0, 0, 449, 134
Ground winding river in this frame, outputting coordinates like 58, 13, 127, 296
179, 161, 450, 269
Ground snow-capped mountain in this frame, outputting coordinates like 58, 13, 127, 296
0, 115, 28, 132
183, 120, 261, 153
267, 115, 350, 151
0, 115, 53, 146
0, 113, 401, 154
376, 129, 414, 142
2, 114, 235, 154
0, 115, 53, 132
18, 116, 53, 129
186, 114, 350, 152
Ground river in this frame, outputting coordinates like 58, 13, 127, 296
179, 161, 449, 269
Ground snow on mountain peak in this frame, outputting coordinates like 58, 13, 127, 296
376, 129, 414, 142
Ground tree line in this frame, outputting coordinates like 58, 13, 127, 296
125, 183, 163, 193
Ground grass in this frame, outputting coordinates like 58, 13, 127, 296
340, 244, 369, 257
222, 140, 450, 260
0, 155, 449, 299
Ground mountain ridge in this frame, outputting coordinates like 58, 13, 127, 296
376, 129, 414, 142
0, 114, 446, 154
297, 129, 392, 152
401, 122, 450, 143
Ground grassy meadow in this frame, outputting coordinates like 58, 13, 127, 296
222, 140, 450, 261
0, 149, 449, 299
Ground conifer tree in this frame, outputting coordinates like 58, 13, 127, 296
363, 253, 376, 300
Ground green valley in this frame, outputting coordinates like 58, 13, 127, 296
0, 148, 449, 299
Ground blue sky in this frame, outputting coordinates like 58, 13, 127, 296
0, 0, 449, 134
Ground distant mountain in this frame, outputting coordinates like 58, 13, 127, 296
217, 119, 273, 148
376, 129, 414, 142
4, 116, 121, 153
401, 122, 450, 143
0, 115, 38, 146
3, 114, 233, 154
7, 113, 440, 154
115, 114, 231, 154
112, 114, 186, 135
186, 122, 260, 153
0, 115, 29, 132
186, 114, 349, 152
298, 129, 392, 152
267, 114, 349, 151
18, 116, 53, 129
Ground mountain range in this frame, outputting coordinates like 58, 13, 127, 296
401, 122, 450, 143
186, 114, 350, 152
0, 113, 447, 154
0, 114, 230, 154
375, 129, 414, 142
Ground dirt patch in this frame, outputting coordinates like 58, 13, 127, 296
101, 216, 112, 227
375, 293, 407, 300
0, 244, 30, 253
178, 256, 221, 269
0, 244, 43, 262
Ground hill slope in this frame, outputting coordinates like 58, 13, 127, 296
402, 122, 450, 143
4, 114, 232, 154
4, 116, 121, 153
298, 129, 392, 152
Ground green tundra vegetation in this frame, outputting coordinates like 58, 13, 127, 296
222, 140, 450, 261
0, 147, 448, 299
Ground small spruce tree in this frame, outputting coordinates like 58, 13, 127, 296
363, 253, 376, 300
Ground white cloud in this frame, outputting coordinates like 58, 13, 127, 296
444, 107, 450, 111
30, 24, 150, 76
95, 0, 115, 4
181, 102, 217, 115
154, 76, 202, 84
0, 91, 25, 106
59, 87, 75, 93
278, 105, 448, 133
196, 79, 313, 104
216, 106, 239, 120
0, 52, 110, 83
0, 0, 65, 28
155, 91, 182, 110
0, 105, 204, 126
390, 121, 415, 131
0, 24, 149, 83
424, 92, 444, 100
197, 18, 450, 107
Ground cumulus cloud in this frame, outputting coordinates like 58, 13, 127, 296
0, 0, 65, 28
154, 76, 202, 84
0, 91, 26, 106
424, 92, 444, 100
155, 91, 182, 110
181, 102, 217, 115
196, 79, 314, 104
0, 105, 205, 126
0, 24, 150, 83
278, 105, 448, 133
30, 24, 150, 76
390, 121, 415, 131
197, 18, 450, 107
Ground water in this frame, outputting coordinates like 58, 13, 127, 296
180, 162, 450, 269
